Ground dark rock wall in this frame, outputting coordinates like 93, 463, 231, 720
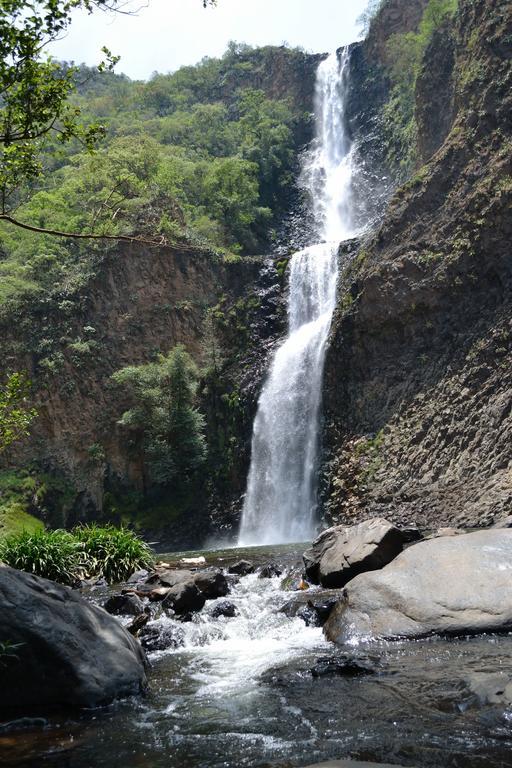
321, 0, 512, 530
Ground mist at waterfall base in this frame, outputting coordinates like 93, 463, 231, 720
238, 51, 358, 547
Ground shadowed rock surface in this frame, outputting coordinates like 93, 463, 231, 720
325, 530, 512, 643
0, 565, 147, 715
303, 518, 403, 588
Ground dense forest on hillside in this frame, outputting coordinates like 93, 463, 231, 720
0, 44, 313, 316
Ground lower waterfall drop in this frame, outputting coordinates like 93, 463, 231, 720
238, 49, 357, 546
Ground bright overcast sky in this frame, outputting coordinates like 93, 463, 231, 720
50, 0, 369, 81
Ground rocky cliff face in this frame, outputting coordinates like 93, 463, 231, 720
322, 0, 512, 530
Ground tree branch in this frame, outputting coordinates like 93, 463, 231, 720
0, 214, 198, 251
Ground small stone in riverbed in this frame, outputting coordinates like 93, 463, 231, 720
228, 560, 255, 576
210, 600, 238, 618
310, 655, 377, 678
126, 568, 149, 584
139, 622, 184, 652
104, 593, 146, 617
259, 563, 283, 579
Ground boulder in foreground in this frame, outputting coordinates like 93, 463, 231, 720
0, 565, 147, 715
303, 518, 403, 588
324, 530, 512, 643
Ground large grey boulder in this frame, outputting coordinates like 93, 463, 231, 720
303, 518, 403, 588
301, 761, 414, 768
0, 565, 147, 715
325, 530, 512, 643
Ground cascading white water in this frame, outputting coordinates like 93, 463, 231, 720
238, 49, 357, 546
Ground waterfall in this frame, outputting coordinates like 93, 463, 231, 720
238, 49, 356, 546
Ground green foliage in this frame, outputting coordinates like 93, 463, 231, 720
0, 373, 37, 454
0, 528, 87, 585
0, 44, 307, 312
73, 523, 153, 583
0, 524, 154, 585
0, 1, 120, 213
383, 0, 458, 176
0, 640, 23, 667
112, 345, 206, 489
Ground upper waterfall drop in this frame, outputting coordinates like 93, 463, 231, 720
238, 49, 356, 546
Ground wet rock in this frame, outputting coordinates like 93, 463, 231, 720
104, 593, 146, 617
228, 560, 255, 576
210, 600, 238, 618
126, 612, 150, 636
258, 563, 283, 579
126, 568, 149, 584
139, 622, 184, 652
193, 569, 229, 599
161, 582, 206, 615
492, 516, 512, 529
310, 655, 377, 678
303, 518, 403, 588
325, 530, 512, 643
151, 567, 229, 601
0, 565, 147, 714
466, 672, 512, 706
280, 590, 343, 626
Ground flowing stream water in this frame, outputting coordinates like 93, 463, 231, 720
239, 50, 357, 546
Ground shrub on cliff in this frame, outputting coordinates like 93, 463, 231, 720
0, 526, 154, 585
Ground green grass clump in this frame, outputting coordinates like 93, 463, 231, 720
0, 528, 87, 585
0, 525, 154, 585
73, 524, 154, 584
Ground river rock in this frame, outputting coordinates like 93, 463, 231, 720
466, 672, 512, 705
0, 565, 147, 715
324, 530, 512, 643
161, 581, 206, 614
151, 567, 228, 600
280, 590, 344, 626
492, 515, 512, 529
210, 600, 238, 618
228, 560, 255, 576
303, 518, 403, 588
259, 563, 283, 579
139, 621, 184, 652
104, 593, 146, 616
310, 655, 377, 678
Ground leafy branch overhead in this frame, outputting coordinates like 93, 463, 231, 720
0, 0, 215, 241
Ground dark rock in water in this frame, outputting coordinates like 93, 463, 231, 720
161, 582, 206, 615
259, 563, 283, 579
0, 565, 147, 715
126, 568, 149, 584
228, 560, 255, 576
139, 622, 184, 652
311, 655, 377, 678
194, 569, 229, 599
104, 593, 146, 617
280, 590, 344, 624
126, 612, 150, 636
151, 567, 228, 601
303, 518, 403, 588
210, 600, 238, 618
325, 530, 512, 643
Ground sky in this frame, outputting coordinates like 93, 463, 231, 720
50, 0, 369, 81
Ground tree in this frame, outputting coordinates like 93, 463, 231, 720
112, 346, 206, 490
0, 373, 37, 455
0, 0, 216, 241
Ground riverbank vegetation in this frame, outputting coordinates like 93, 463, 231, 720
0, 524, 153, 584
